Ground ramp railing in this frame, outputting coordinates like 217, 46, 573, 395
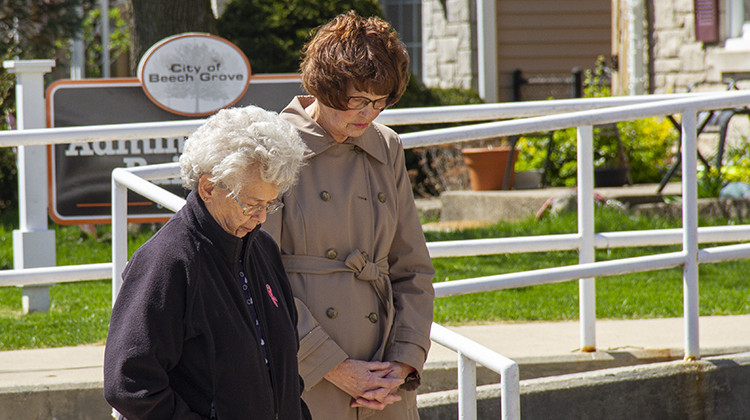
4, 90, 750, 420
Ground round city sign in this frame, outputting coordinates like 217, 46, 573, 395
137, 33, 251, 116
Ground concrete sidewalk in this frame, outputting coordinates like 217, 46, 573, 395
1, 314, 749, 393
424, 314, 750, 388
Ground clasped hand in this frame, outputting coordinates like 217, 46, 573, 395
324, 359, 412, 410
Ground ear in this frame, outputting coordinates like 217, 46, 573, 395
197, 175, 216, 202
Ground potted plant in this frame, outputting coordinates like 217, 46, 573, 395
461, 138, 516, 191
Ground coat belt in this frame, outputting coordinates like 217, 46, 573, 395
282, 250, 394, 325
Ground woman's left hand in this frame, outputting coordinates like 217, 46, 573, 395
350, 361, 414, 409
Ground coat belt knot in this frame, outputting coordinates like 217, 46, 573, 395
344, 250, 386, 281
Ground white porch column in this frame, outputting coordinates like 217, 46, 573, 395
4, 59, 57, 314
477, 0, 498, 102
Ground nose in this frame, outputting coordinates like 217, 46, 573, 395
254, 208, 268, 224
359, 104, 381, 118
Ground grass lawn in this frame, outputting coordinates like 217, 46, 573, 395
426, 208, 750, 323
1, 206, 749, 350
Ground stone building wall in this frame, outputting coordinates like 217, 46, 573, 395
651, 0, 723, 93
422, 0, 477, 90
650, 0, 750, 151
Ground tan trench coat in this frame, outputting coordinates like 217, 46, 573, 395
264, 97, 435, 419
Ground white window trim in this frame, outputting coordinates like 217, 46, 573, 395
726, 0, 745, 38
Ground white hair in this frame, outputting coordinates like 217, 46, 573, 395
180, 106, 309, 195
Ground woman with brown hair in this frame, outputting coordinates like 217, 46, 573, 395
265, 10, 435, 420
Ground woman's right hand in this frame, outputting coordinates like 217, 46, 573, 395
324, 359, 404, 410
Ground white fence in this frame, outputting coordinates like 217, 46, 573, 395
3, 79, 750, 419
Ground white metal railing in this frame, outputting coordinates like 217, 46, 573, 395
4, 90, 750, 420
429, 323, 519, 420
111, 163, 185, 304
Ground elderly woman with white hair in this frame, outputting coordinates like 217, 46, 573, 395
103, 106, 311, 420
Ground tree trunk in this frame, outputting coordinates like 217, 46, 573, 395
126, 0, 217, 75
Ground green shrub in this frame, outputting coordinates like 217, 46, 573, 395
722, 138, 750, 184
515, 118, 677, 187
515, 56, 678, 187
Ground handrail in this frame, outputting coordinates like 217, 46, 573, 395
426, 225, 750, 257
375, 92, 710, 125
430, 323, 519, 420
3, 90, 750, 419
398, 90, 750, 148
0, 92, 722, 148
0, 263, 112, 287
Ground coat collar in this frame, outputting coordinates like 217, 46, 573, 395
185, 191, 259, 263
281, 96, 388, 165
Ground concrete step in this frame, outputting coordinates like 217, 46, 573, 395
434, 183, 682, 223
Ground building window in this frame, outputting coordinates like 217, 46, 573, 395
726, 0, 750, 38
381, 0, 422, 79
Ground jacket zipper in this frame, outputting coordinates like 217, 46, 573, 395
244, 246, 280, 419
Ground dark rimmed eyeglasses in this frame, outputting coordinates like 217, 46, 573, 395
346, 95, 390, 111
230, 194, 284, 217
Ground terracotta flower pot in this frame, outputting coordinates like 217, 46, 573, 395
461, 147, 516, 191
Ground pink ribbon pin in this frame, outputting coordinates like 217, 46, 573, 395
266, 284, 279, 307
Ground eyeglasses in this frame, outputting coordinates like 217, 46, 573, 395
230, 194, 284, 217
346, 95, 390, 111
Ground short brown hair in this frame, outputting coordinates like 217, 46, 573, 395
300, 11, 410, 110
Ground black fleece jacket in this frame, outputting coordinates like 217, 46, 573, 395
104, 192, 309, 420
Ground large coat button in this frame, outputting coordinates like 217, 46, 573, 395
368, 312, 379, 323
320, 191, 331, 201
326, 249, 338, 259
326, 307, 338, 319
377, 192, 386, 203
353, 145, 364, 153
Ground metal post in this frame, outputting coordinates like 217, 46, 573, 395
70, 5, 85, 79
111, 169, 128, 305
681, 109, 700, 360
501, 362, 520, 420
628, 0, 645, 95
4, 60, 57, 313
577, 125, 596, 351
512, 70, 525, 102
100, 0, 110, 78
457, 351, 477, 420
476, 0, 498, 102
572, 67, 583, 98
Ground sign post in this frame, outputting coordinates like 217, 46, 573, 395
5, 59, 57, 313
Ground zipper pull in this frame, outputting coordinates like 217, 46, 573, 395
210, 401, 216, 419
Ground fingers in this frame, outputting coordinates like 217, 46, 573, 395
350, 392, 402, 410
358, 360, 392, 371
324, 358, 408, 407
350, 397, 386, 410
360, 387, 402, 403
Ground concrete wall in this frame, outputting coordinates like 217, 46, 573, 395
3, 352, 749, 419
0, 384, 111, 420
418, 352, 750, 419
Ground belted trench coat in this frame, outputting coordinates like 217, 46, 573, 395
265, 96, 435, 419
